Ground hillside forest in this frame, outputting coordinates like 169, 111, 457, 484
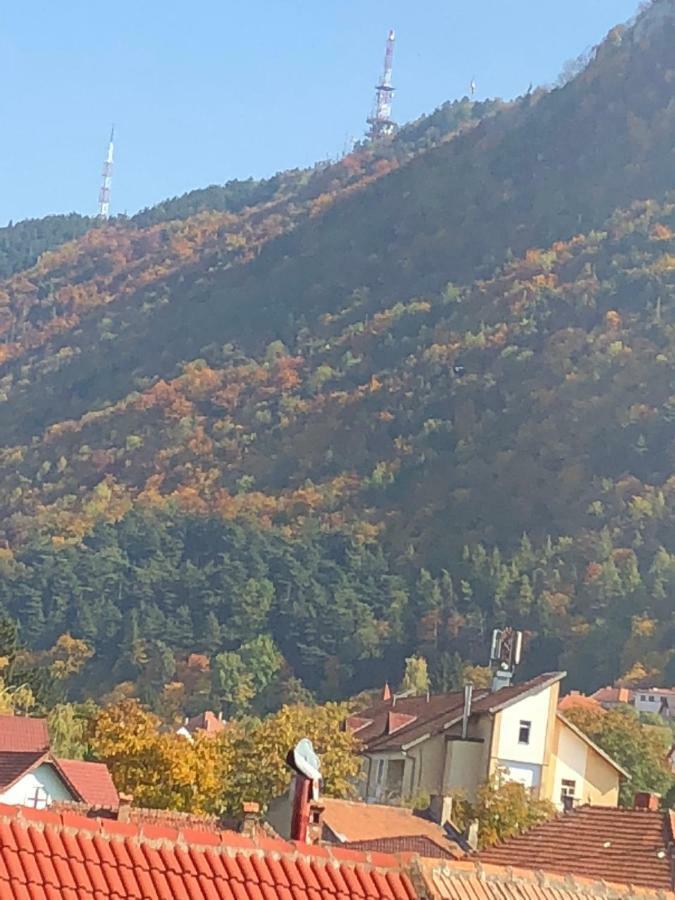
1, 0, 675, 810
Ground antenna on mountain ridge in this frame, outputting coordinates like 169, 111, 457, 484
367, 30, 397, 140
98, 125, 115, 220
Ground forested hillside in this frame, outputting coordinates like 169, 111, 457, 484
1, 1, 675, 713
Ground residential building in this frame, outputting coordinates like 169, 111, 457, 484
589, 685, 634, 710
176, 709, 227, 740
0, 802, 417, 900
476, 795, 674, 894
0, 715, 118, 810
267, 794, 468, 860
634, 687, 675, 719
349, 673, 627, 810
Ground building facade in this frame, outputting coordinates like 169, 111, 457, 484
349, 673, 626, 810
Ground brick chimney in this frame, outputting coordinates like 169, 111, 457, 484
290, 775, 312, 842
307, 801, 325, 845
633, 791, 660, 811
117, 793, 133, 823
242, 801, 260, 837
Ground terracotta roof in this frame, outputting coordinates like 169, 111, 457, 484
344, 836, 455, 860
0, 751, 47, 792
0, 802, 418, 900
320, 799, 463, 859
351, 673, 565, 752
418, 859, 672, 898
590, 686, 633, 705
0, 716, 49, 752
50, 800, 249, 834
53, 758, 119, 808
476, 805, 675, 891
184, 710, 227, 736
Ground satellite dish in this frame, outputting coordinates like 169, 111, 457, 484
286, 738, 322, 783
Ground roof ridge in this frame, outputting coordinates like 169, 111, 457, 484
0, 803, 410, 872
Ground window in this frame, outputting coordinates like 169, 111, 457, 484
560, 779, 576, 810
640, 694, 646, 701
25, 786, 48, 809
518, 720, 531, 744
649, 695, 656, 702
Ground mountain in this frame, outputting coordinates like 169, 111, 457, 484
2, 1, 675, 709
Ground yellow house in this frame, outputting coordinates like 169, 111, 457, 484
348, 672, 627, 809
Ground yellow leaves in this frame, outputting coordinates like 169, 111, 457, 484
48, 634, 94, 679
90, 699, 359, 815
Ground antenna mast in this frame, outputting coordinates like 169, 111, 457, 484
98, 126, 115, 220
367, 30, 396, 140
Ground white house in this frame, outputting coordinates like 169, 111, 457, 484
348, 672, 628, 810
0, 715, 118, 810
634, 688, 675, 719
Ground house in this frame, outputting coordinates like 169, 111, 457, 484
589, 685, 634, 710
0, 801, 418, 900
634, 687, 675, 719
267, 794, 468, 860
176, 709, 227, 740
0, 714, 118, 810
349, 673, 627, 810
475, 794, 674, 894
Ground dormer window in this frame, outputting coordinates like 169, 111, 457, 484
518, 720, 531, 744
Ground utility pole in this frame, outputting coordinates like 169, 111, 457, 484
367, 30, 397, 140
98, 126, 115, 220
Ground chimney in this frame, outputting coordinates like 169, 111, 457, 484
117, 793, 133, 823
465, 819, 479, 852
382, 682, 392, 701
307, 801, 325, 845
461, 684, 473, 740
633, 791, 660, 812
429, 794, 454, 827
242, 801, 260, 837
290, 775, 312, 842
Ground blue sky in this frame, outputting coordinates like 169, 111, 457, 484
1, 0, 641, 223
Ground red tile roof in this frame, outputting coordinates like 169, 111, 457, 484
53, 759, 119, 809
344, 836, 455, 860
0, 716, 49, 752
184, 710, 227, 736
419, 859, 672, 898
476, 805, 675, 892
0, 802, 419, 900
319, 799, 463, 859
350, 673, 565, 751
589, 686, 633, 705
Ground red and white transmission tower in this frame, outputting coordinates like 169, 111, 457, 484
367, 30, 396, 140
97, 126, 115, 219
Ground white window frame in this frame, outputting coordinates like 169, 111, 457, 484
518, 720, 531, 745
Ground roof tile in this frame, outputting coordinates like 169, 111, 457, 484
0, 803, 417, 900
476, 805, 674, 892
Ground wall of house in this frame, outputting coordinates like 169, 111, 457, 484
494, 686, 553, 766
0, 765, 73, 809
404, 734, 446, 799
551, 721, 619, 808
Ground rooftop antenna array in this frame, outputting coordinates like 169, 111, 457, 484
367, 30, 397, 140
97, 125, 115, 220
489, 627, 523, 691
